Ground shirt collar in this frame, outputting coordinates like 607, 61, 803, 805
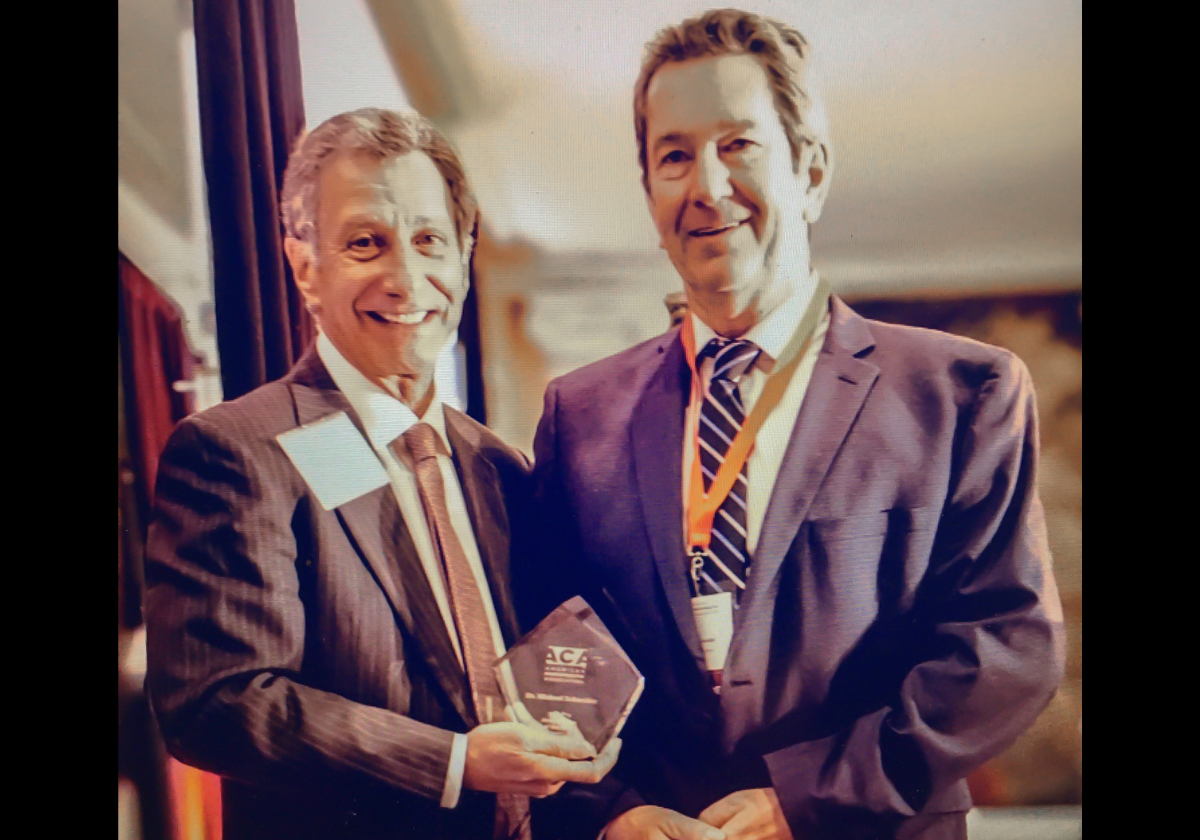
688, 270, 823, 372
316, 331, 451, 454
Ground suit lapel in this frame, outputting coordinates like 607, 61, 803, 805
334, 489, 473, 726
444, 407, 522, 647
286, 349, 472, 726
631, 333, 706, 669
740, 297, 880, 614
722, 297, 880, 742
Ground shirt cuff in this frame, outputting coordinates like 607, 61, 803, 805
440, 732, 468, 808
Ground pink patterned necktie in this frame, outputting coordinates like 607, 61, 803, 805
401, 423, 530, 840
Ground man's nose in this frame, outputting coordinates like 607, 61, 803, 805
693, 146, 733, 206
378, 249, 419, 297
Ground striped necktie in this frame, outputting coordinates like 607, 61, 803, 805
401, 423, 531, 840
694, 338, 761, 599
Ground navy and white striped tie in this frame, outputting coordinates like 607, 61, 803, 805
695, 337, 761, 598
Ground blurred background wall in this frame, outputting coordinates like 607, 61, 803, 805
119, 1, 1081, 836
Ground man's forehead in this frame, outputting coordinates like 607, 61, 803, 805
645, 54, 775, 139
320, 150, 453, 221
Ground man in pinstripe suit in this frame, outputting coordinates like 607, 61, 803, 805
144, 109, 618, 840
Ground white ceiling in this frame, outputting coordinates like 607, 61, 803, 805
295, 0, 1080, 294
295, 0, 412, 124
116, 0, 1080, 410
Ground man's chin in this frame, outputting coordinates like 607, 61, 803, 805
682, 264, 734, 296
686, 266, 765, 304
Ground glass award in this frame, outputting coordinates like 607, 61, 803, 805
495, 596, 644, 753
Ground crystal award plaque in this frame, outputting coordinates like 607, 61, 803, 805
495, 596, 643, 753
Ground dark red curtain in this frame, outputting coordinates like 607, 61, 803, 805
118, 255, 197, 503
118, 253, 201, 627
194, 0, 312, 401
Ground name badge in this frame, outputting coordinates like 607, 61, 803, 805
691, 592, 734, 672
276, 411, 389, 510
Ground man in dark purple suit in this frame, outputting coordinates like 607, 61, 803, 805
520, 10, 1065, 840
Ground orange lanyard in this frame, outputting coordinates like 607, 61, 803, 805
681, 280, 831, 555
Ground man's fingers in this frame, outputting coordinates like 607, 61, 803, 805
532, 753, 633, 782
662, 810, 726, 840
544, 710, 584, 739
589, 737, 621, 779
523, 726, 596, 761
526, 752, 611, 784
530, 781, 565, 798
712, 808, 754, 838
501, 779, 564, 797
697, 793, 741, 828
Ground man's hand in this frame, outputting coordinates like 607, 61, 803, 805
698, 789, 792, 840
606, 805, 726, 840
463, 721, 621, 797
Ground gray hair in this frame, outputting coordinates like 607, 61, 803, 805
280, 108, 478, 252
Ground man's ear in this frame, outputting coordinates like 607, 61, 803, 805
460, 214, 478, 276
800, 142, 832, 224
284, 237, 320, 315
644, 188, 666, 251
459, 236, 475, 285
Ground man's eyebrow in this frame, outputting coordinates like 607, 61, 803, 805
652, 132, 689, 154
333, 213, 389, 237
409, 213, 453, 229
332, 212, 453, 236
719, 118, 756, 134
651, 120, 757, 154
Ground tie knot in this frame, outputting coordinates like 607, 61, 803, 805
402, 422, 440, 462
702, 338, 760, 383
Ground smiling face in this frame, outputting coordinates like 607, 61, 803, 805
644, 54, 827, 336
286, 150, 468, 410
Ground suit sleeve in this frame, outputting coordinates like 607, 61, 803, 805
520, 384, 649, 840
143, 414, 456, 803
763, 353, 1066, 840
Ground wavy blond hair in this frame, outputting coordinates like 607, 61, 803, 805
634, 8, 831, 192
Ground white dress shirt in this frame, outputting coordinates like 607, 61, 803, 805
317, 332, 506, 809
682, 273, 831, 557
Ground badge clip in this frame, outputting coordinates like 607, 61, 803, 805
688, 548, 706, 592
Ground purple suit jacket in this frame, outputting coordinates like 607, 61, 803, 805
520, 297, 1065, 840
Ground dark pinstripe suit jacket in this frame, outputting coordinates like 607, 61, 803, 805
144, 347, 531, 840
